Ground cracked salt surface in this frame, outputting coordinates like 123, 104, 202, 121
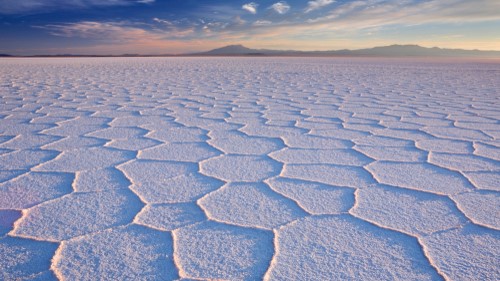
0, 57, 499, 280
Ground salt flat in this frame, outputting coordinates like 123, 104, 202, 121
0, 57, 499, 280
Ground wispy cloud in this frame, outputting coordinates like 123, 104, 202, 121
270, 1, 290, 14
23, 0, 500, 54
0, 0, 153, 14
153, 18, 173, 25
36, 21, 156, 41
253, 20, 273, 26
305, 0, 500, 27
36, 20, 195, 43
305, 0, 334, 13
242, 2, 258, 14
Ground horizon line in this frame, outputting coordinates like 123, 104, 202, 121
2, 44, 500, 58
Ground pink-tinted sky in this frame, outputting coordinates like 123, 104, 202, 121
1, 0, 499, 55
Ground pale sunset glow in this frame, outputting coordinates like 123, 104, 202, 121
1, 0, 499, 55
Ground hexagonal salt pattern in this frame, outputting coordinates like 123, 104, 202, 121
421, 225, 500, 281
266, 215, 442, 280
350, 184, 466, 236
173, 222, 273, 280
54, 225, 178, 280
199, 183, 306, 229
0, 172, 74, 209
0, 237, 58, 280
1, 57, 499, 280
266, 177, 354, 215
12, 189, 143, 241
200, 155, 282, 182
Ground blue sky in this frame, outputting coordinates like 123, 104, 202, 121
1, 0, 499, 55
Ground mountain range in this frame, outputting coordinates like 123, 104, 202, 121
193, 44, 500, 58
2, 45, 499, 58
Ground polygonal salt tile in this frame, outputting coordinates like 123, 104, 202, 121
55, 116, 111, 127
194, 120, 242, 132
447, 114, 497, 123
372, 128, 434, 141
416, 139, 473, 154
0, 149, 58, 170
429, 152, 500, 172
266, 120, 296, 126
353, 135, 413, 147
119, 160, 208, 199
0, 237, 58, 280
0, 210, 22, 236
0, 122, 54, 135
270, 148, 371, 166
0, 170, 25, 184
266, 177, 354, 214
267, 215, 441, 280
208, 131, 283, 155
354, 145, 426, 162
12, 189, 142, 241
135, 203, 205, 231
55, 224, 177, 280
283, 164, 374, 188
401, 117, 454, 127
200, 155, 281, 182
422, 127, 491, 141
109, 116, 177, 127
0, 134, 61, 150
380, 120, 423, 130
34, 147, 134, 172
351, 185, 466, 236
226, 116, 261, 126
42, 136, 107, 151
42, 124, 108, 137
310, 128, 369, 140
0, 172, 73, 209
240, 124, 307, 138
464, 171, 500, 191
106, 137, 161, 151
175, 117, 231, 131
414, 111, 446, 118
455, 121, 500, 131
366, 162, 472, 195
343, 123, 384, 133
474, 142, 500, 161
30, 115, 70, 124
452, 191, 499, 230
200, 111, 230, 119
74, 168, 130, 192
174, 221, 273, 280
295, 120, 343, 130
282, 135, 352, 149
133, 172, 221, 203
353, 112, 399, 122
86, 126, 147, 140
147, 127, 208, 143
422, 225, 499, 281
302, 109, 350, 119
140, 142, 221, 162
199, 183, 305, 229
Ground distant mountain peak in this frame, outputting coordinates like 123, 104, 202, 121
193, 44, 500, 58
202, 44, 254, 55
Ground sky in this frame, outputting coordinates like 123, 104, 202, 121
1, 0, 499, 55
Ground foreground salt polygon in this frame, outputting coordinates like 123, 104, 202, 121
0, 57, 499, 280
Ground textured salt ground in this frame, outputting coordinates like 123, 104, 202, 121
0, 57, 499, 281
